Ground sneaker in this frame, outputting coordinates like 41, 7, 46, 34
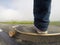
34, 26, 48, 34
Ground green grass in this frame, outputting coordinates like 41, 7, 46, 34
0, 21, 60, 26
0, 21, 33, 24
49, 21, 60, 26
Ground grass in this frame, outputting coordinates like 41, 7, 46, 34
0, 21, 60, 26
49, 21, 60, 26
0, 21, 33, 24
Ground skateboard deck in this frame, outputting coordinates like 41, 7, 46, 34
9, 25, 60, 43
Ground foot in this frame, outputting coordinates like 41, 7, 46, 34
34, 26, 48, 34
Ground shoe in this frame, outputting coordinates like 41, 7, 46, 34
34, 26, 48, 34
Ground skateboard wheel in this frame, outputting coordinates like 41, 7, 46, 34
9, 31, 16, 37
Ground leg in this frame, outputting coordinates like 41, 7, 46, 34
33, 0, 51, 31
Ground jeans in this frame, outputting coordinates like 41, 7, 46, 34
33, 0, 51, 31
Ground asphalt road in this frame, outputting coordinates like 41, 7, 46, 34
0, 24, 60, 45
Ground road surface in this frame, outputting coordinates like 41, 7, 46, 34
0, 24, 60, 45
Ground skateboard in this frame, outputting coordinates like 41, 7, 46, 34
9, 25, 60, 43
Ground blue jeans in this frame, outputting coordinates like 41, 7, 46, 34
33, 0, 51, 31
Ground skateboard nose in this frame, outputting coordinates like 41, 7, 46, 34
0, 29, 3, 32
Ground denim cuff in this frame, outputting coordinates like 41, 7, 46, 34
34, 18, 49, 31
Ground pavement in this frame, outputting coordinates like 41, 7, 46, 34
0, 24, 60, 45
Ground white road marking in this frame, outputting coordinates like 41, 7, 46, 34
0, 29, 3, 32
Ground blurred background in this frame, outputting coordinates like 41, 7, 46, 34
0, 0, 60, 22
